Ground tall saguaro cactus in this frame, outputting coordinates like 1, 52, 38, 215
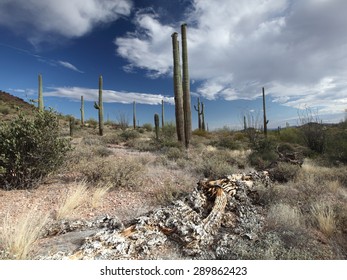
38, 74, 44, 112
181, 23, 192, 147
80, 95, 85, 127
133, 101, 136, 129
161, 99, 165, 128
201, 102, 206, 131
171, 32, 185, 144
262, 87, 268, 137
154, 113, 160, 140
194, 97, 205, 130
94, 75, 104, 136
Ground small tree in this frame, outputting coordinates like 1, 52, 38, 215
0, 110, 70, 189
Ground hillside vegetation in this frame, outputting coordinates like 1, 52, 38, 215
0, 91, 346, 259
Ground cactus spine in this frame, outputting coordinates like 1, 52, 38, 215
38, 74, 44, 112
154, 113, 160, 140
94, 75, 104, 136
181, 23, 192, 148
80, 95, 85, 127
262, 87, 268, 137
171, 32, 185, 144
161, 99, 165, 128
133, 101, 136, 129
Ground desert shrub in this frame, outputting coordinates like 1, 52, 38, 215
0, 105, 10, 115
120, 129, 140, 141
83, 135, 103, 146
192, 129, 210, 138
102, 133, 121, 145
95, 146, 113, 157
248, 137, 278, 169
86, 118, 98, 129
142, 123, 153, 132
278, 127, 303, 144
267, 203, 303, 230
164, 147, 184, 161
324, 128, 347, 164
80, 157, 144, 189
212, 136, 241, 150
195, 151, 236, 179
161, 122, 176, 140
300, 122, 326, 154
270, 162, 300, 183
0, 110, 70, 189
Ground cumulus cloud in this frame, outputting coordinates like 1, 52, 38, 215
0, 0, 132, 44
45, 87, 174, 105
115, 0, 347, 115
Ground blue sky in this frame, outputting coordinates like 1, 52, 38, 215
1, 0, 346, 130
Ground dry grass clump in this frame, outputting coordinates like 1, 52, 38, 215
267, 203, 304, 230
311, 200, 336, 237
0, 208, 48, 259
56, 181, 89, 220
79, 157, 144, 189
90, 183, 112, 209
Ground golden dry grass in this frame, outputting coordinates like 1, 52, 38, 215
311, 200, 336, 237
0, 208, 48, 259
90, 183, 112, 209
56, 181, 89, 220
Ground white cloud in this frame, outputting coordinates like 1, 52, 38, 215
45, 87, 174, 105
58, 61, 84, 73
0, 0, 132, 43
115, 0, 347, 115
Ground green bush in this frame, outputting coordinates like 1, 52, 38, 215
0, 110, 70, 189
249, 137, 278, 169
324, 128, 347, 164
120, 130, 140, 141
142, 123, 153, 132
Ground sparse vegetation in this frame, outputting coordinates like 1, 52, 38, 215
0, 91, 346, 260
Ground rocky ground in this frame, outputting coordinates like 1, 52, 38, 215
33, 171, 270, 260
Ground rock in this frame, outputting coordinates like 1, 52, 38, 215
36, 171, 271, 260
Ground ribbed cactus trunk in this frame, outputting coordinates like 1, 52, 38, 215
201, 102, 206, 131
80, 95, 85, 127
243, 115, 247, 131
69, 116, 75, 137
133, 101, 136, 129
94, 75, 104, 136
154, 113, 160, 140
171, 32, 185, 144
161, 99, 165, 128
181, 23, 192, 148
262, 87, 268, 137
38, 74, 44, 112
